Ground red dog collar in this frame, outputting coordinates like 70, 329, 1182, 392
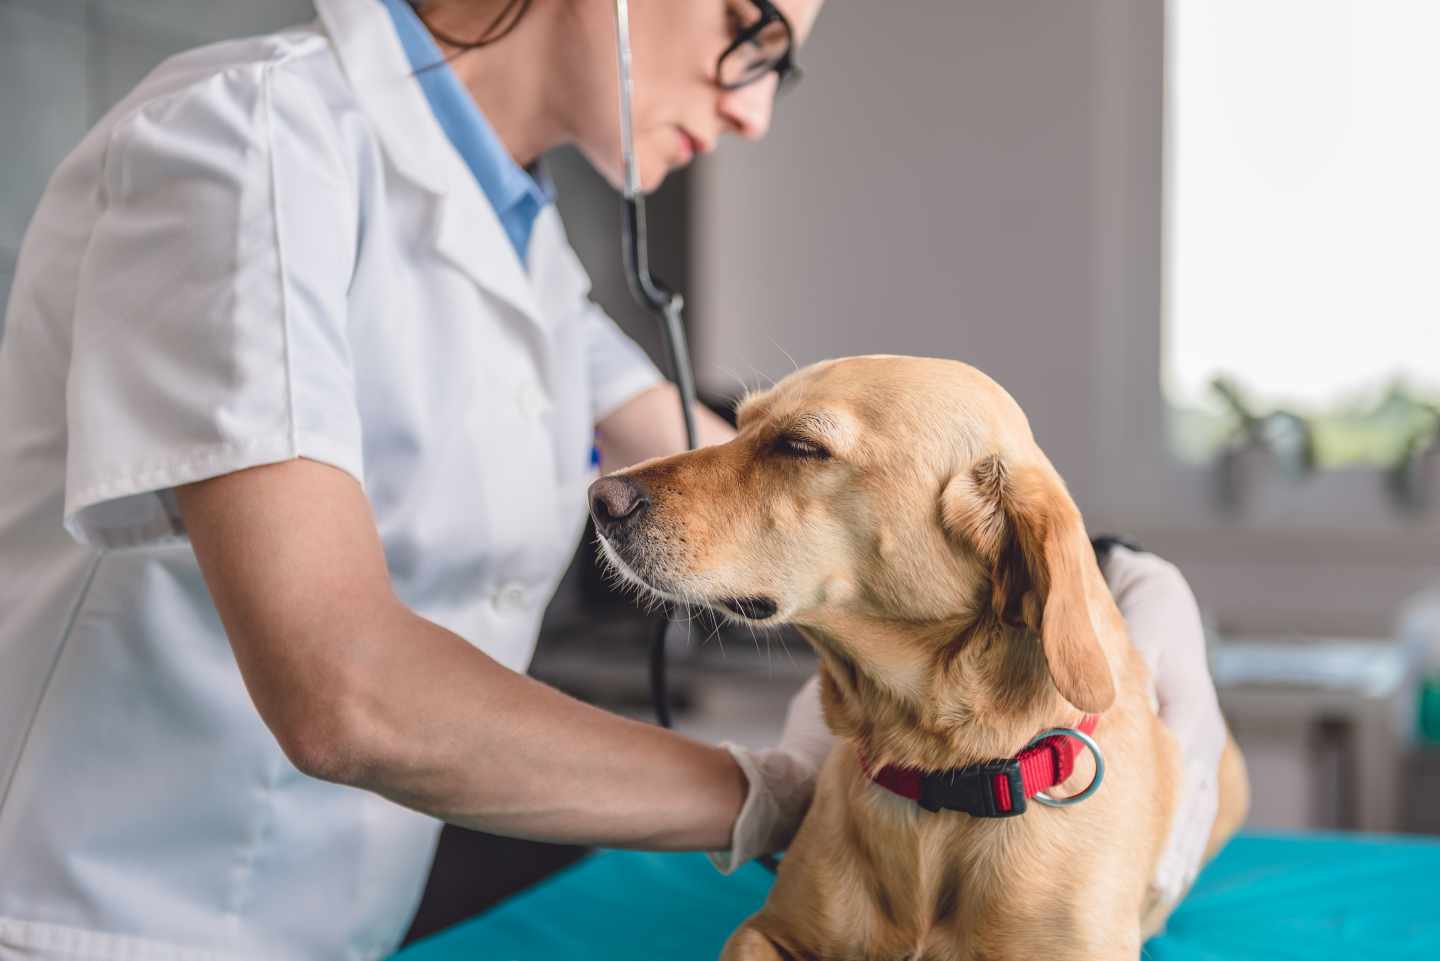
865, 716, 1101, 818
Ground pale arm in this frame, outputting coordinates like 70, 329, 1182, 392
595, 381, 736, 473
176, 458, 746, 849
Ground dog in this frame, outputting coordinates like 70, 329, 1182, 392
588, 356, 1248, 960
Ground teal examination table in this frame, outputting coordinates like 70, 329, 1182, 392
392, 833, 1440, 960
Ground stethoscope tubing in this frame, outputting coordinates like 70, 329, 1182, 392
611, 0, 699, 736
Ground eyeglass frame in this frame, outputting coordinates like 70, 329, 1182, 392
716, 0, 803, 95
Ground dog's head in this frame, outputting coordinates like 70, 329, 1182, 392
590, 356, 1115, 750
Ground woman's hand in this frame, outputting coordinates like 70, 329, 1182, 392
709, 674, 834, 874
1102, 544, 1226, 907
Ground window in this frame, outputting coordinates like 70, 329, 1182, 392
1165, 1, 1440, 470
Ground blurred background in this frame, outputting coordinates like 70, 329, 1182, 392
5, 0, 1440, 944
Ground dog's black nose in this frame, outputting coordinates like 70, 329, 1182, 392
588, 476, 650, 536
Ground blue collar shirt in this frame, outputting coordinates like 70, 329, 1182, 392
379, 0, 555, 266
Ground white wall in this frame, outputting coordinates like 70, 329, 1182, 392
690, 0, 1440, 637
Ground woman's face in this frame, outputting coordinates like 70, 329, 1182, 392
568, 0, 824, 192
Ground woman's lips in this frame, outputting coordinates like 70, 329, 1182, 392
676, 128, 709, 165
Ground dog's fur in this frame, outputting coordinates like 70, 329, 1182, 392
594, 356, 1248, 961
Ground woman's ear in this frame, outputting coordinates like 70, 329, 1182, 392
941, 455, 1116, 713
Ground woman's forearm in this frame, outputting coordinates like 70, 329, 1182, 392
341, 606, 747, 849
179, 455, 745, 851
596, 381, 736, 473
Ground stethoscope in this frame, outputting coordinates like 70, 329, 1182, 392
612, 2, 784, 874
611, 0, 699, 731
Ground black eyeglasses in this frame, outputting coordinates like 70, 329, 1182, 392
716, 0, 803, 95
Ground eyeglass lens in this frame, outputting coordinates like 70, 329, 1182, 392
718, 15, 791, 89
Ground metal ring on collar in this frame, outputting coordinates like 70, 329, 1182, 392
1024, 726, 1105, 807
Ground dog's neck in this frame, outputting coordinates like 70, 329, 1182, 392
801, 613, 1085, 774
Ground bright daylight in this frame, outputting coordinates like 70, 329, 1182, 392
1166, 0, 1440, 464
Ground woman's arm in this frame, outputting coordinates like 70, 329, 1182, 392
595, 382, 736, 473
175, 457, 746, 849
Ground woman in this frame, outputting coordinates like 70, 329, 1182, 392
0, 1, 1223, 958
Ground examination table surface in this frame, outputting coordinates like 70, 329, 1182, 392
392, 833, 1440, 960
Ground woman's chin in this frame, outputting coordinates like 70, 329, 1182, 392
590, 141, 688, 196
641, 164, 677, 193
627, 152, 680, 194
630, 159, 684, 196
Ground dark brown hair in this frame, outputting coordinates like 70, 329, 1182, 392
408, 0, 536, 53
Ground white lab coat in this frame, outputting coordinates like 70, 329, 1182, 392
0, 0, 661, 957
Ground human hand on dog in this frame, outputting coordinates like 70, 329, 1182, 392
712, 545, 1224, 895
1102, 544, 1225, 909
709, 674, 835, 874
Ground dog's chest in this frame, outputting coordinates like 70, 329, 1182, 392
842, 815, 1089, 961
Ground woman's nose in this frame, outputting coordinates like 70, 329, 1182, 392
718, 76, 778, 141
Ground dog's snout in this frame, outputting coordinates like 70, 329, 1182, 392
588, 476, 650, 537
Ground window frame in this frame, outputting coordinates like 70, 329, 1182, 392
1088, 0, 1440, 537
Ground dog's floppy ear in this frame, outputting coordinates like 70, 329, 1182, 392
941, 455, 1116, 713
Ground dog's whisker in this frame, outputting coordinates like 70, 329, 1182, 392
746, 359, 777, 392
715, 363, 757, 402
700, 605, 727, 658
768, 336, 800, 376
742, 618, 768, 673
776, 629, 800, 669
700, 616, 724, 654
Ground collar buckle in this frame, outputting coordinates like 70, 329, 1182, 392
917, 757, 1027, 818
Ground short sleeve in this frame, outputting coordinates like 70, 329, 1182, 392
582, 300, 664, 422
63, 64, 363, 549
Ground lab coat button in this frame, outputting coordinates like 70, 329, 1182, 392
494, 582, 529, 612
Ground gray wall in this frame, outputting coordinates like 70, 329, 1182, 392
693, 0, 1105, 501
544, 148, 692, 377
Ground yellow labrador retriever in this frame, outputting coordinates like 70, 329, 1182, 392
589, 356, 1247, 961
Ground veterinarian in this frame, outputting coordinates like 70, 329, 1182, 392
0, 0, 1224, 958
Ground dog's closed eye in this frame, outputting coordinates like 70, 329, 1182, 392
773, 434, 832, 460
